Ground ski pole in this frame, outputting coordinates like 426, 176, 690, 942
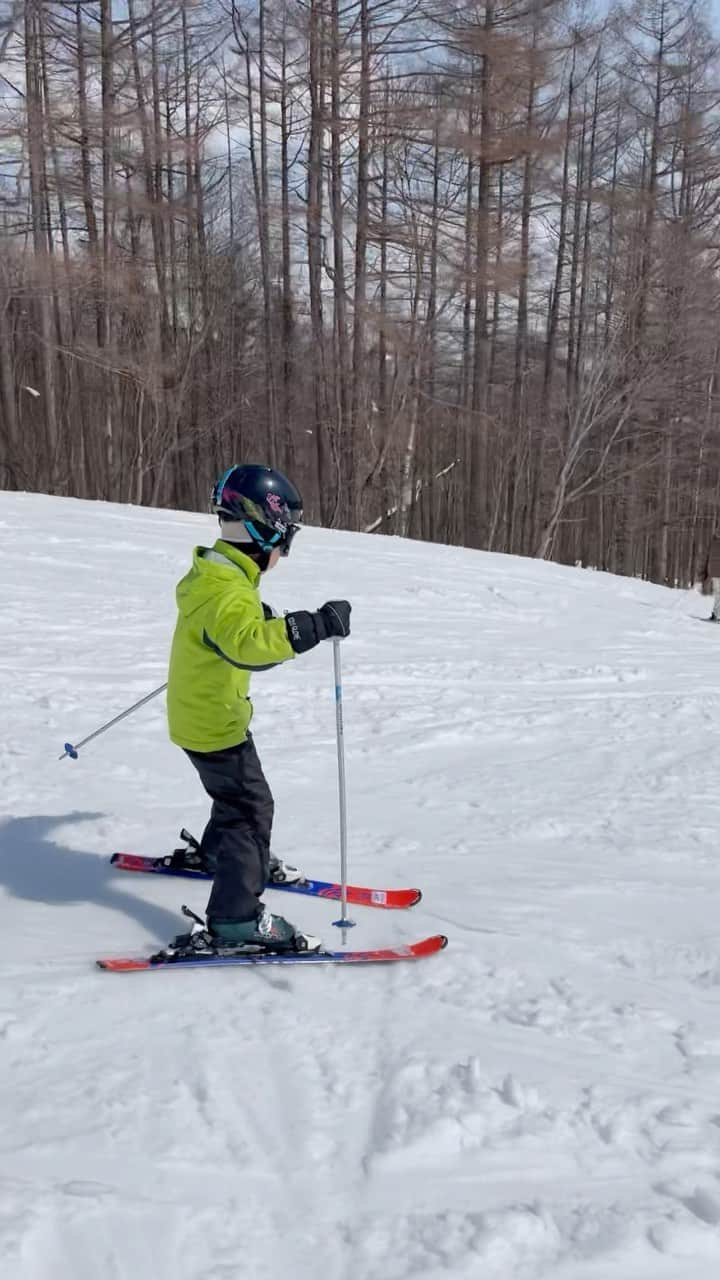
331, 638, 354, 941
58, 682, 168, 761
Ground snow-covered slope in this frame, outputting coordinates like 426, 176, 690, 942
3, 490, 720, 1280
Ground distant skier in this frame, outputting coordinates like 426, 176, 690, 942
165, 464, 351, 955
702, 535, 720, 622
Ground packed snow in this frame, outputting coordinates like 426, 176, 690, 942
3, 490, 720, 1280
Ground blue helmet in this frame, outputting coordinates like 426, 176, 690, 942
211, 464, 303, 555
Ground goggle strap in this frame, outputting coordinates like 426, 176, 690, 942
245, 520, 283, 552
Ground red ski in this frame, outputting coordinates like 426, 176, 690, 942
97, 934, 448, 972
110, 852, 421, 911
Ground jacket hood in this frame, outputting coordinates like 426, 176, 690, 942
176, 541, 260, 619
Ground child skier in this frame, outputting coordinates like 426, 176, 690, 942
165, 464, 351, 955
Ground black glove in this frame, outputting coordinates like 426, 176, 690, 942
262, 602, 279, 620
285, 600, 352, 654
316, 601, 351, 639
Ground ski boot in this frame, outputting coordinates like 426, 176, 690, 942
159, 905, 323, 960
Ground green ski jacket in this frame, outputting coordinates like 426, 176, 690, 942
167, 540, 295, 752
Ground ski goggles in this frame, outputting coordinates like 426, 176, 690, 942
244, 519, 302, 556
280, 523, 301, 556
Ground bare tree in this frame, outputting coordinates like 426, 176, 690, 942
1, 0, 720, 588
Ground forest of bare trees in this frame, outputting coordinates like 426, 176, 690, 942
2, 0, 720, 584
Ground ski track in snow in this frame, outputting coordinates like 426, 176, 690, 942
3, 493, 720, 1278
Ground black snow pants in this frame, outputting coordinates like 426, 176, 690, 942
185, 736, 274, 923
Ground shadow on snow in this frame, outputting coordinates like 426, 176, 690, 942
0, 812, 181, 940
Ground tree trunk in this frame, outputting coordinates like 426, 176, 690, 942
24, 0, 58, 482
